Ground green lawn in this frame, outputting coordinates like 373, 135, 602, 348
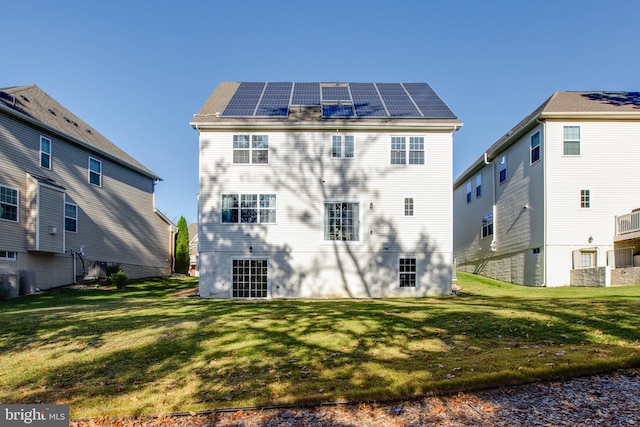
0, 273, 638, 419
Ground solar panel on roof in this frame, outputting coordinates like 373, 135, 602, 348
350, 83, 388, 117
376, 83, 421, 117
221, 82, 265, 116
322, 104, 355, 117
255, 82, 292, 117
292, 83, 320, 105
322, 86, 351, 102
403, 83, 456, 119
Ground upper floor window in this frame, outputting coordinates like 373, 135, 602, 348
404, 197, 414, 216
0, 185, 18, 222
499, 155, 507, 183
40, 136, 51, 169
399, 257, 417, 287
481, 212, 493, 238
580, 189, 590, 208
390, 137, 424, 165
88, 157, 102, 186
221, 194, 276, 223
233, 135, 269, 164
466, 181, 472, 204
65, 202, 78, 232
324, 202, 359, 241
475, 173, 482, 198
332, 135, 355, 158
530, 131, 541, 164
563, 126, 580, 156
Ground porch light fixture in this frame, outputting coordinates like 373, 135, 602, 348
588, 236, 593, 244
249, 246, 253, 253
370, 202, 373, 210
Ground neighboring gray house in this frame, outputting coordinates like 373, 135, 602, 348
188, 222, 198, 277
0, 85, 175, 295
191, 81, 461, 298
453, 91, 640, 287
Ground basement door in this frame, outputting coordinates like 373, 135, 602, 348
231, 258, 268, 298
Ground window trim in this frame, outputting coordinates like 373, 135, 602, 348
398, 257, 417, 287
323, 200, 360, 242
390, 136, 425, 165
481, 212, 493, 238
530, 131, 541, 164
563, 126, 581, 156
221, 193, 277, 224
88, 157, 102, 187
0, 251, 17, 261
232, 134, 270, 164
403, 196, 414, 217
40, 136, 52, 170
499, 155, 507, 184
230, 257, 269, 299
466, 181, 472, 204
580, 189, 591, 209
0, 185, 19, 223
65, 202, 78, 233
475, 173, 482, 198
331, 135, 355, 159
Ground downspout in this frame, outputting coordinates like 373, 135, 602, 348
538, 118, 547, 286
484, 153, 497, 252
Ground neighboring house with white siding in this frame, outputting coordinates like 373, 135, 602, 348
453, 91, 640, 287
0, 85, 175, 295
188, 222, 199, 277
191, 82, 461, 298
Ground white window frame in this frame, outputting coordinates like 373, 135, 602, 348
88, 157, 102, 187
323, 201, 360, 242
530, 131, 541, 164
40, 136, 52, 170
563, 126, 580, 156
481, 212, 493, 238
230, 257, 269, 298
0, 251, 17, 261
475, 173, 482, 198
404, 197, 414, 217
398, 257, 417, 287
0, 185, 19, 223
221, 193, 277, 224
331, 135, 355, 159
499, 155, 507, 184
580, 189, 590, 209
232, 134, 269, 164
466, 181, 472, 204
65, 202, 78, 233
390, 136, 425, 165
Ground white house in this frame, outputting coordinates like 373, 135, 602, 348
191, 82, 461, 298
453, 91, 640, 287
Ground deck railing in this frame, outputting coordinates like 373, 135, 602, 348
615, 210, 640, 236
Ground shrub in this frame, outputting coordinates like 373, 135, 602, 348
110, 270, 128, 290
106, 263, 122, 277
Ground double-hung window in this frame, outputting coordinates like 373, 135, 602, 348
221, 194, 276, 224
233, 135, 269, 164
88, 157, 102, 186
530, 131, 541, 164
391, 137, 425, 165
563, 126, 580, 156
481, 212, 493, 238
65, 202, 78, 232
324, 202, 359, 241
499, 155, 507, 183
475, 174, 482, 198
399, 258, 417, 287
466, 181, 472, 204
0, 185, 18, 222
40, 136, 51, 169
332, 135, 354, 158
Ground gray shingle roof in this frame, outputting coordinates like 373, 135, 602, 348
0, 84, 160, 180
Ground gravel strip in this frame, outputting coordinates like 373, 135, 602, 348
72, 368, 640, 426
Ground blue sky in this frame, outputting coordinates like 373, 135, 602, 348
2, 0, 637, 225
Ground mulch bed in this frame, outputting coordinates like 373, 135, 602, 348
71, 368, 640, 426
